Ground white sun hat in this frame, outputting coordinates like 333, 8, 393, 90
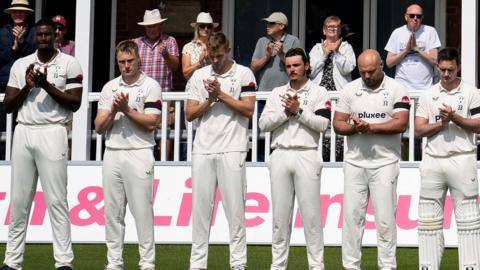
137, 9, 167, 26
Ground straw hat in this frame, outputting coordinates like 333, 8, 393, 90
4, 0, 34, 14
137, 9, 167, 26
190, 12, 219, 28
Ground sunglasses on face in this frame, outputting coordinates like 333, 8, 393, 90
198, 24, 213, 30
267, 22, 278, 27
408, 14, 423, 19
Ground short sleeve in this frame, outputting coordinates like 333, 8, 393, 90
427, 27, 441, 51
335, 85, 352, 114
252, 38, 266, 60
187, 71, 203, 101
384, 30, 399, 53
469, 88, 480, 119
313, 87, 332, 119
167, 36, 179, 57
290, 36, 302, 50
314, 86, 332, 111
415, 93, 430, 119
65, 58, 83, 90
144, 80, 162, 114
6, 61, 21, 89
98, 83, 113, 111
182, 42, 192, 55
392, 83, 411, 113
240, 69, 257, 97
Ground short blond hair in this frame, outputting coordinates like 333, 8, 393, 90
324, 16, 342, 26
116, 40, 139, 58
207, 31, 229, 52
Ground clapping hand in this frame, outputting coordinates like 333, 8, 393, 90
204, 78, 221, 102
12, 25, 26, 50
281, 93, 300, 116
439, 103, 455, 124
113, 92, 130, 113
351, 114, 370, 134
32, 66, 49, 89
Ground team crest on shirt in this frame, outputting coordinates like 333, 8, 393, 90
136, 88, 145, 102
382, 92, 389, 106
303, 91, 309, 105
457, 95, 465, 111
229, 78, 237, 94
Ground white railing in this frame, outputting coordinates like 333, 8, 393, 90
0, 91, 423, 163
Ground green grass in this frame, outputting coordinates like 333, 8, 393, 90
0, 244, 459, 269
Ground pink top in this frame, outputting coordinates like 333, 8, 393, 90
57, 40, 75, 56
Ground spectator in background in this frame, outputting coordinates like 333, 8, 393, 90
385, 3, 441, 92
52, 15, 75, 56
250, 12, 301, 161
251, 11, 301, 92
182, 12, 218, 152
182, 12, 217, 80
0, 0, 35, 159
309, 15, 356, 162
309, 16, 356, 91
134, 9, 179, 160
385, 3, 441, 161
0, 0, 35, 92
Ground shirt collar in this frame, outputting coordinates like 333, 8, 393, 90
119, 72, 146, 87
287, 79, 312, 93
33, 49, 60, 65
141, 34, 164, 47
209, 60, 237, 78
439, 79, 463, 94
360, 73, 387, 93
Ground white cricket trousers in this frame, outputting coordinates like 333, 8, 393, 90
4, 124, 73, 270
190, 152, 247, 269
418, 153, 480, 270
269, 149, 324, 270
342, 162, 399, 270
103, 148, 155, 270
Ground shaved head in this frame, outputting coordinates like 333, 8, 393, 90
358, 49, 382, 68
358, 49, 384, 89
406, 3, 423, 14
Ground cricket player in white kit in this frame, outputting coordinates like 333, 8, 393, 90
333, 49, 410, 270
186, 32, 256, 270
260, 48, 331, 270
1, 19, 83, 270
415, 48, 480, 270
95, 40, 162, 270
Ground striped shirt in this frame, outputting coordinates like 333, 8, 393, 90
134, 34, 179, 92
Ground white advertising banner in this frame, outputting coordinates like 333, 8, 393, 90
0, 164, 470, 246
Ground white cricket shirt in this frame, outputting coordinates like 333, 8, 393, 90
416, 80, 480, 157
336, 75, 410, 168
187, 61, 257, 154
8, 50, 83, 125
259, 80, 331, 149
98, 73, 162, 149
